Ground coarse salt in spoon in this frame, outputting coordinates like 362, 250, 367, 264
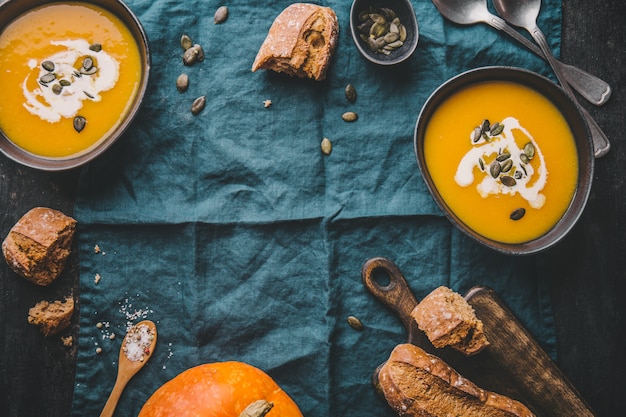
99, 320, 157, 417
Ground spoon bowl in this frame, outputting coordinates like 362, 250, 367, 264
350, 0, 419, 66
99, 320, 157, 417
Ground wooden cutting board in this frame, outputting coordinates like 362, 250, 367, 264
361, 257, 596, 417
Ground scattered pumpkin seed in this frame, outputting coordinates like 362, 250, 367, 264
342, 111, 358, 122
490, 122, 504, 136
214, 6, 229, 24
191, 96, 206, 115
500, 175, 517, 187
347, 315, 364, 331
89, 43, 102, 52
520, 153, 530, 164
345, 84, 357, 103
80, 66, 97, 75
489, 161, 501, 178
478, 158, 485, 171
510, 208, 526, 221
52, 83, 62, 95
82, 57, 94, 71
501, 159, 513, 173
496, 152, 511, 162
73, 116, 86, 133
59, 79, 71, 87
83, 91, 94, 99
481, 119, 490, 133
472, 126, 482, 143
176, 73, 189, 92
39, 73, 56, 84
192, 44, 204, 62
321, 137, 332, 155
514, 171, 523, 180
523, 142, 535, 159
183, 46, 198, 66
180, 34, 193, 51
42, 61, 55, 72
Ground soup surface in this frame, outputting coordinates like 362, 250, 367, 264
0, 2, 142, 158
423, 80, 578, 244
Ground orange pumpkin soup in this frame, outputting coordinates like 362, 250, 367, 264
423, 81, 578, 244
0, 2, 142, 158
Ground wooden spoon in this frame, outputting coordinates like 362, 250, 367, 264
99, 320, 157, 417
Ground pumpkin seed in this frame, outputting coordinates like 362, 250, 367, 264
357, 7, 407, 54
73, 116, 86, 133
345, 84, 357, 103
89, 43, 102, 52
191, 96, 206, 115
496, 152, 511, 162
59, 79, 71, 87
398, 24, 407, 42
80, 66, 97, 75
490, 122, 504, 136
514, 171, 523, 179
192, 44, 204, 62
83, 91, 94, 99
523, 142, 535, 159
347, 315, 364, 331
384, 32, 399, 43
481, 119, 490, 133
500, 175, 517, 187
370, 22, 387, 38
183, 47, 198, 66
510, 208, 526, 221
214, 6, 229, 24
42, 61, 55, 72
489, 161, 501, 178
321, 137, 332, 155
478, 158, 485, 171
180, 34, 193, 51
176, 73, 189, 93
501, 159, 513, 173
52, 83, 62, 95
82, 57, 94, 71
342, 111, 358, 122
520, 153, 530, 164
472, 126, 482, 142
40, 73, 56, 84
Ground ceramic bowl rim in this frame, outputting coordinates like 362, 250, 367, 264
414, 66, 594, 255
0, 0, 151, 171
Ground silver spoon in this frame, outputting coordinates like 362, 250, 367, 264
492, 0, 610, 158
431, 0, 611, 107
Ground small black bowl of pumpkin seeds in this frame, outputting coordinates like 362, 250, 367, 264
350, 0, 419, 66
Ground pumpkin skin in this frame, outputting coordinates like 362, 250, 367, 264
138, 361, 303, 417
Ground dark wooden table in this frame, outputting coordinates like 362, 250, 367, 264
1, 1, 625, 415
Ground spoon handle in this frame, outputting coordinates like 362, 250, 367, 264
99, 373, 131, 417
488, 15, 611, 106
531, 27, 610, 158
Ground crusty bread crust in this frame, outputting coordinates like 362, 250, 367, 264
411, 286, 490, 355
28, 296, 74, 336
377, 344, 535, 417
252, 3, 338, 81
2, 207, 76, 286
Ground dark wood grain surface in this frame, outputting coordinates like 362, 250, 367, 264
1, 0, 625, 416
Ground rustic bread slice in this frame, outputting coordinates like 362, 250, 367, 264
252, 3, 338, 81
376, 343, 535, 417
411, 286, 490, 355
2, 207, 76, 286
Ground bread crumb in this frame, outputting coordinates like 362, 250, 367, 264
28, 296, 74, 336
263, 99, 272, 108
62, 335, 73, 346
94, 273, 101, 284
95, 347, 102, 354
94, 244, 101, 253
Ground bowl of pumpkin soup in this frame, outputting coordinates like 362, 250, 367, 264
415, 66, 593, 255
0, 0, 150, 171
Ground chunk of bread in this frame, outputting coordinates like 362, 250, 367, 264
28, 296, 74, 336
252, 3, 339, 81
411, 286, 489, 355
2, 207, 76, 286
376, 343, 536, 417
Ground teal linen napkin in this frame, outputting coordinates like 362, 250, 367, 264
72, 0, 561, 415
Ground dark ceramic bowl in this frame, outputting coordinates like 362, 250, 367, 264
350, 0, 418, 66
0, 0, 150, 171
414, 66, 594, 255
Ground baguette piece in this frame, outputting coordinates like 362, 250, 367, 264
252, 3, 338, 81
376, 343, 535, 417
2, 207, 76, 286
411, 286, 489, 355
28, 296, 74, 336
